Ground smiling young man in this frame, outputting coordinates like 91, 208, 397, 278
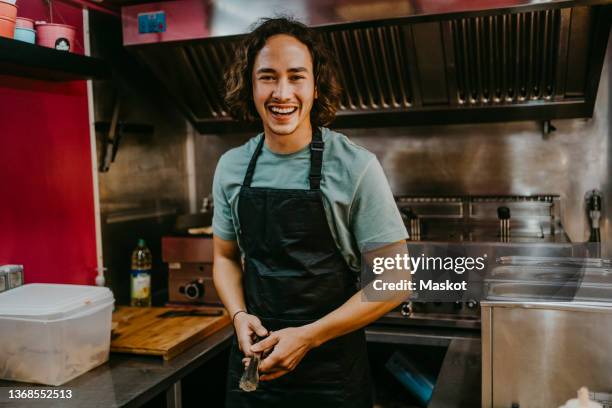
212, 18, 409, 408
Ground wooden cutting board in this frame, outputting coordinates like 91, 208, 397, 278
111, 306, 230, 360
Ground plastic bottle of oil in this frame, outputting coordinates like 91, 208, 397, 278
130, 239, 152, 307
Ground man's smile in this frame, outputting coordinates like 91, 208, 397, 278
267, 104, 299, 120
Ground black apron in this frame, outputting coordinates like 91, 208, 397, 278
225, 128, 373, 408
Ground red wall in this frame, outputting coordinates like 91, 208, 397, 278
0, 1, 97, 284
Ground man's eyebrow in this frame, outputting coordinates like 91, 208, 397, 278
255, 68, 276, 74
255, 67, 309, 74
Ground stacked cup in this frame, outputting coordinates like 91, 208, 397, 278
14, 16, 35, 43
35, 22, 75, 51
0, 0, 17, 39
0, 0, 76, 51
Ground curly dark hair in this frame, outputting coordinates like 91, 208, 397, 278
224, 17, 341, 126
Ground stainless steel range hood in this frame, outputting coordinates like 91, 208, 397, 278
122, 0, 612, 133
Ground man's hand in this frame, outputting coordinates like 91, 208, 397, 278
250, 326, 315, 381
234, 313, 268, 357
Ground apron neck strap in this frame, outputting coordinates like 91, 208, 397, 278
242, 134, 265, 187
242, 127, 325, 190
309, 127, 324, 190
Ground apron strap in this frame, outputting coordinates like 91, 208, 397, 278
242, 128, 325, 189
309, 127, 324, 190
242, 135, 266, 187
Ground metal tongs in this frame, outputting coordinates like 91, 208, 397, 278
239, 335, 267, 392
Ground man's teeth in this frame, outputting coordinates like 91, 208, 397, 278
269, 106, 297, 114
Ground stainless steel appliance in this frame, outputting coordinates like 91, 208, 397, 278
379, 195, 570, 330
161, 236, 222, 305
396, 195, 568, 243
482, 300, 612, 407
120, 1, 612, 132
481, 255, 612, 407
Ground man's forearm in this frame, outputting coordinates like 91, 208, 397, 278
305, 240, 410, 347
305, 288, 406, 348
213, 255, 247, 318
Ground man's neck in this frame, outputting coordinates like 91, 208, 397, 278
264, 122, 313, 154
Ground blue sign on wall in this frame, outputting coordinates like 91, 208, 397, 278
138, 11, 167, 34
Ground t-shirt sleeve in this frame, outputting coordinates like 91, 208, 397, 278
212, 157, 237, 241
349, 157, 409, 248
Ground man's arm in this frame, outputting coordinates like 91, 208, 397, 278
213, 236, 268, 357
305, 240, 410, 346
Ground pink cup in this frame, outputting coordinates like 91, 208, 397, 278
0, 1, 17, 21
35, 22, 76, 52
15, 17, 34, 29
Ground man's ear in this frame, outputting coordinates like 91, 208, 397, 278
314, 87, 318, 99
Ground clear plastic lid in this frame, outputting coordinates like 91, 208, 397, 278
0, 283, 114, 321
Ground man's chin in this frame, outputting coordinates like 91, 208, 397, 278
266, 123, 298, 136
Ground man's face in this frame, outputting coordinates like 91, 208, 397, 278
252, 34, 317, 136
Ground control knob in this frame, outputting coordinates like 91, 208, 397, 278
179, 279, 205, 300
400, 302, 412, 317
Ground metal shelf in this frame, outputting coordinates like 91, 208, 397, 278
0, 37, 110, 81
366, 324, 480, 347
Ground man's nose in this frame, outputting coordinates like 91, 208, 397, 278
272, 78, 291, 101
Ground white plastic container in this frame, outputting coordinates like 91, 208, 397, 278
0, 284, 114, 385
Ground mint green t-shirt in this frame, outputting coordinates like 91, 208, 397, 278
212, 127, 408, 272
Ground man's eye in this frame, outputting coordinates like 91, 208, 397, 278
291, 76, 305, 81
259, 76, 275, 81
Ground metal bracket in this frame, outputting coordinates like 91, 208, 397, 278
542, 120, 557, 137
95, 97, 154, 172
98, 96, 121, 173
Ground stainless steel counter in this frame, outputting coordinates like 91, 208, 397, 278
0, 325, 234, 408
0, 324, 482, 407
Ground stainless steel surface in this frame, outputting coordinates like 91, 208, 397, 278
481, 304, 493, 407
497, 255, 612, 267
127, 2, 611, 131
365, 325, 480, 347
485, 252, 612, 302
167, 264, 221, 305
389, 194, 569, 329
489, 264, 612, 283
345, 35, 612, 250
486, 281, 612, 302
0, 271, 6, 293
396, 195, 568, 242
161, 237, 214, 263
162, 237, 221, 305
165, 380, 182, 408
0, 325, 233, 408
603, 36, 612, 256
207, 0, 612, 37
379, 308, 481, 330
91, 13, 190, 220
428, 339, 481, 408
111, 0, 612, 23
348, 112, 611, 244
481, 302, 612, 408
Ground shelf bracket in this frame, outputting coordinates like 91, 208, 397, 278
95, 97, 154, 172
